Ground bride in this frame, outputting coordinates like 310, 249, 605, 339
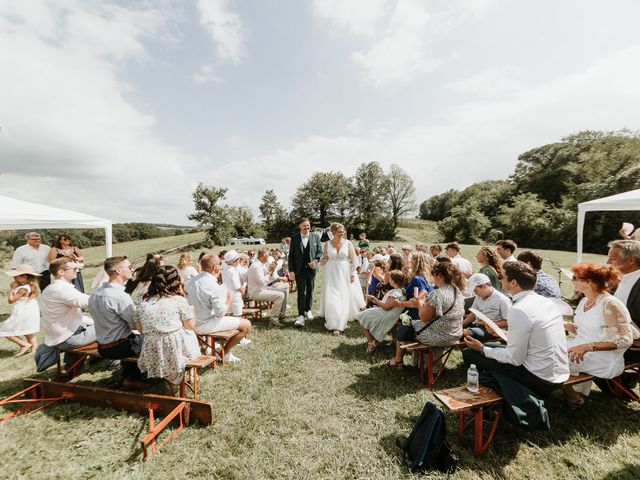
319, 222, 366, 335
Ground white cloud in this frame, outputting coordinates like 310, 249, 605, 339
448, 66, 522, 97
313, 0, 388, 37
0, 1, 196, 223
196, 0, 247, 65
209, 45, 640, 210
193, 63, 224, 84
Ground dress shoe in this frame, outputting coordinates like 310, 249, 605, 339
269, 319, 283, 327
294, 316, 305, 327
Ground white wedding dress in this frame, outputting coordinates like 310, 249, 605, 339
319, 241, 366, 332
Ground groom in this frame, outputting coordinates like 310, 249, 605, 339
288, 217, 323, 328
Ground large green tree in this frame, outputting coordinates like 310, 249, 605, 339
291, 171, 350, 227
350, 161, 390, 228
188, 183, 235, 246
387, 164, 416, 230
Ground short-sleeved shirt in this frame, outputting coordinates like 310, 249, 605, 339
470, 288, 511, 323
406, 275, 434, 320
88, 282, 135, 344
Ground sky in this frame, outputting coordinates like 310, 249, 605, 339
1, 0, 640, 225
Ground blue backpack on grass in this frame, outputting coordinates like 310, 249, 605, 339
401, 402, 457, 474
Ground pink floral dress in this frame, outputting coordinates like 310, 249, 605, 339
135, 295, 200, 384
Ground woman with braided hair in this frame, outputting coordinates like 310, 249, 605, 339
134, 266, 200, 384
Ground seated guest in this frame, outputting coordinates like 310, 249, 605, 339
463, 261, 570, 399
445, 242, 473, 279
89, 256, 144, 389
389, 260, 461, 368
186, 255, 252, 362
247, 249, 289, 327
517, 251, 561, 299
401, 245, 412, 269
129, 253, 164, 304
429, 244, 441, 258
356, 270, 406, 352
562, 263, 636, 407
177, 252, 198, 283
35, 258, 95, 372
358, 232, 371, 250
221, 250, 245, 316
371, 254, 404, 303
463, 273, 511, 341
135, 266, 200, 384
496, 239, 517, 263
475, 245, 503, 291
367, 254, 385, 297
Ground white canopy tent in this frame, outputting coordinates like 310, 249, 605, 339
577, 188, 640, 262
0, 195, 112, 257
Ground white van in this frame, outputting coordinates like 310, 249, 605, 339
229, 236, 266, 246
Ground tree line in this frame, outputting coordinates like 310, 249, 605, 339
419, 130, 640, 253
189, 162, 417, 245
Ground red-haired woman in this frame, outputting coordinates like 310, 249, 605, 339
563, 263, 637, 408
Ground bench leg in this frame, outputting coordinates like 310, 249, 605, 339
606, 377, 639, 402
459, 406, 501, 458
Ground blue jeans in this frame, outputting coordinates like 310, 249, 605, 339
466, 325, 496, 341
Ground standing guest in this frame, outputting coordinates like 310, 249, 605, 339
177, 252, 198, 283
48, 234, 85, 292
517, 251, 561, 299
607, 240, 640, 363
11, 232, 51, 291
280, 237, 291, 255
221, 250, 245, 316
288, 217, 323, 328
476, 246, 503, 291
561, 263, 635, 407
401, 245, 412, 269
130, 254, 164, 304
496, 239, 518, 263
358, 232, 371, 250
89, 256, 145, 389
445, 242, 473, 279
135, 266, 201, 383
429, 245, 442, 258
1, 265, 41, 356
463, 261, 569, 398
463, 273, 511, 341
356, 270, 406, 352
34, 258, 95, 372
196, 251, 208, 273
249, 249, 289, 327
389, 261, 464, 368
186, 255, 252, 362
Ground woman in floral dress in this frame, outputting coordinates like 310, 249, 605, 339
134, 266, 200, 384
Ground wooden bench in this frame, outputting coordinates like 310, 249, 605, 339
243, 299, 272, 320
242, 307, 262, 321
0, 379, 213, 460
196, 329, 240, 366
434, 362, 640, 457
57, 343, 214, 399
400, 340, 466, 389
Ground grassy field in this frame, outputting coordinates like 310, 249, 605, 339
0, 227, 638, 479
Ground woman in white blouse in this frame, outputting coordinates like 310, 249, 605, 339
563, 263, 638, 408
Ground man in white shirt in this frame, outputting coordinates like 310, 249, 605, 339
463, 273, 511, 341
496, 239, 517, 263
445, 242, 473, 279
463, 261, 570, 397
35, 257, 95, 372
185, 254, 251, 363
607, 240, 640, 363
248, 248, 289, 326
11, 232, 51, 290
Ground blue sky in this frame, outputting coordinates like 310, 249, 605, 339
1, 0, 640, 224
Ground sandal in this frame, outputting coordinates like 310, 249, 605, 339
366, 341, 379, 353
562, 397, 586, 410
387, 359, 405, 369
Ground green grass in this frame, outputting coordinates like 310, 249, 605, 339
0, 230, 639, 479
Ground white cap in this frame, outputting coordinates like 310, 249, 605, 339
468, 273, 491, 290
371, 254, 385, 263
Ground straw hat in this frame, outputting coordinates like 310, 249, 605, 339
5, 264, 42, 277
224, 250, 240, 264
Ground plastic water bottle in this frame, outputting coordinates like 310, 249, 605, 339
467, 364, 479, 393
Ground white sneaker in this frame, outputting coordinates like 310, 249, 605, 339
224, 352, 241, 364
294, 315, 305, 327
215, 342, 222, 353
239, 338, 252, 346
306, 311, 314, 321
